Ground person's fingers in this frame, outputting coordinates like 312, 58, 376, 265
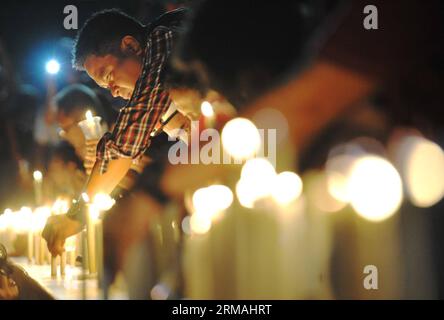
49, 231, 65, 256
0, 275, 8, 288
52, 238, 65, 257
0, 281, 19, 300
9, 284, 19, 299
0, 288, 9, 299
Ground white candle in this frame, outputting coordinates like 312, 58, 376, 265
201, 101, 216, 128
78, 110, 103, 140
39, 235, 46, 265
60, 252, 66, 276
33, 170, 43, 206
65, 235, 77, 268
51, 256, 58, 278
69, 250, 76, 267
34, 234, 41, 265
86, 204, 98, 275
27, 231, 34, 263
95, 220, 104, 288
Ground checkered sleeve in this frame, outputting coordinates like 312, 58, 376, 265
96, 26, 174, 174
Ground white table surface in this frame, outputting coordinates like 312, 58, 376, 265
11, 257, 128, 300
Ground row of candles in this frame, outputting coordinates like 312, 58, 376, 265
0, 192, 115, 277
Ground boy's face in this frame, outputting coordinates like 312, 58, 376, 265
84, 51, 142, 100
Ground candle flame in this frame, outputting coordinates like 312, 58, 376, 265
85, 110, 93, 121
52, 198, 70, 215
33, 170, 43, 181
81, 192, 90, 203
201, 101, 214, 118
93, 193, 115, 211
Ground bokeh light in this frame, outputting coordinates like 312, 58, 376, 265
222, 117, 261, 160
45, 59, 60, 74
93, 193, 116, 211
347, 155, 403, 222
394, 135, 444, 208
33, 170, 43, 181
190, 212, 212, 235
236, 158, 276, 208
201, 101, 215, 118
270, 171, 303, 205
192, 184, 233, 220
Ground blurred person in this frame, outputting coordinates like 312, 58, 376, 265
166, 69, 236, 123
0, 244, 53, 300
44, 142, 85, 200
43, 7, 190, 256
53, 84, 111, 173
2, 86, 41, 207
0, 39, 22, 209
103, 132, 181, 299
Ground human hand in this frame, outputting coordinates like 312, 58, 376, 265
42, 214, 83, 256
0, 274, 18, 300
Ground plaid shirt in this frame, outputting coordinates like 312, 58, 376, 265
96, 26, 174, 174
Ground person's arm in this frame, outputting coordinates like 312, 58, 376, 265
43, 157, 132, 256
84, 157, 133, 198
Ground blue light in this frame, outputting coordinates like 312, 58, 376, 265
45, 59, 60, 74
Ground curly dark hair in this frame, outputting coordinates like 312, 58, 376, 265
72, 9, 146, 70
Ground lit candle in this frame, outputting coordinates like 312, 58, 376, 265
51, 256, 58, 278
86, 203, 99, 275
33, 206, 51, 265
78, 110, 103, 140
39, 234, 46, 265
2, 209, 14, 253
60, 252, 66, 276
65, 235, 77, 268
27, 229, 34, 263
17, 207, 34, 264
33, 170, 43, 206
34, 233, 41, 265
49, 199, 70, 276
201, 101, 216, 128
95, 219, 104, 288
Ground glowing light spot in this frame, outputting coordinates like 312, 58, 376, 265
305, 171, 346, 213
92, 193, 115, 211
181, 216, 191, 235
33, 206, 52, 232
347, 155, 403, 222
189, 212, 212, 235
222, 118, 261, 160
81, 193, 90, 203
150, 283, 170, 300
192, 185, 233, 220
85, 110, 93, 121
201, 101, 214, 118
33, 170, 43, 181
52, 198, 70, 215
88, 204, 101, 221
325, 155, 357, 203
270, 171, 303, 205
397, 136, 444, 208
45, 59, 60, 74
